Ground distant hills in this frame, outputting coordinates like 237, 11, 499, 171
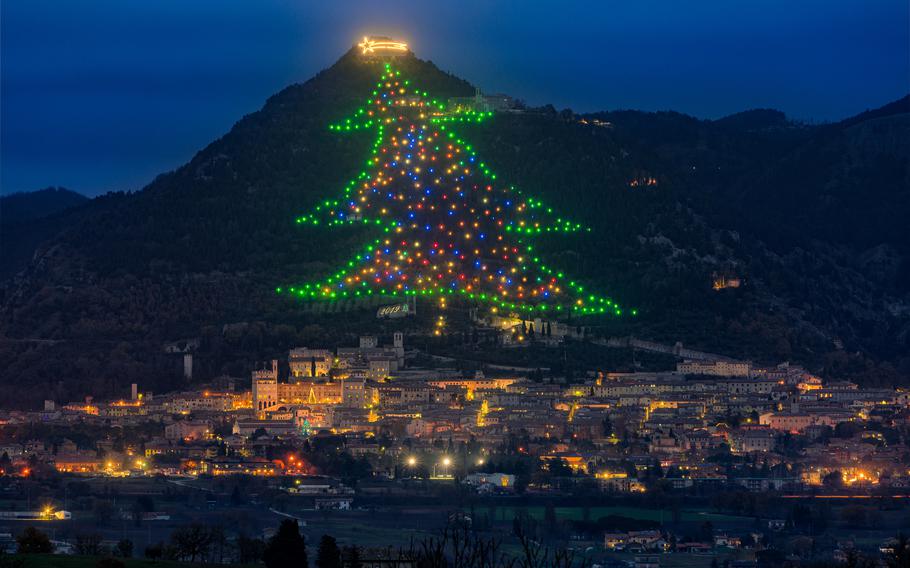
0, 187, 89, 279
0, 49, 907, 406
1, 187, 88, 223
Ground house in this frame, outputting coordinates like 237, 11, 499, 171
626, 531, 666, 552
733, 478, 798, 492
677, 360, 752, 378
233, 419, 297, 437
315, 497, 352, 511
714, 534, 742, 548
53, 455, 103, 473
598, 475, 633, 493
604, 533, 627, 551
202, 457, 278, 476
165, 420, 212, 441
462, 472, 514, 489
676, 542, 711, 553
730, 428, 776, 453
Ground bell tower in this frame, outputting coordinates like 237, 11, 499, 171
252, 360, 279, 418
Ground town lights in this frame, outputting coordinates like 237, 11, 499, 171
430, 456, 454, 479
407, 456, 417, 467
476, 458, 485, 466
434, 315, 445, 336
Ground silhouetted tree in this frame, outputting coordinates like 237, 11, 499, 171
343, 546, 362, 568
238, 535, 266, 564
171, 524, 212, 563
315, 535, 341, 568
143, 543, 163, 561
16, 527, 52, 553
263, 520, 308, 568
96, 558, 125, 568
116, 539, 133, 558
544, 502, 557, 530
823, 470, 843, 490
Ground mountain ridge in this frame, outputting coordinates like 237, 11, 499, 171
0, 50, 907, 406
0, 187, 91, 280
0, 187, 89, 221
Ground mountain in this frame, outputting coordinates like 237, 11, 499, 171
712, 108, 789, 131
1, 187, 88, 223
0, 187, 90, 279
0, 49, 907, 406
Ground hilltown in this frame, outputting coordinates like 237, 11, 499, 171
2, 331, 908, 497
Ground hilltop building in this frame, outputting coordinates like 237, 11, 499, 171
449, 89, 519, 113
677, 360, 753, 378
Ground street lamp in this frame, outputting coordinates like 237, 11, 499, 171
407, 456, 417, 467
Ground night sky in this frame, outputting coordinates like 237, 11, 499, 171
2, 0, 908, 197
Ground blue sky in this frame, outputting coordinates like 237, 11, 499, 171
2, 0, 908, 196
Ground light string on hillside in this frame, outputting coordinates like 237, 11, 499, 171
278, 63, 634, 317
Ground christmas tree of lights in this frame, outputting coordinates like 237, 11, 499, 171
277, 63, 632, 317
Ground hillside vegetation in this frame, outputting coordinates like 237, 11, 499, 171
0, 50, 907, 405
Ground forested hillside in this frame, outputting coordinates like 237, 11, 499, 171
0, 50, 907, 406
0, 188, 89, 279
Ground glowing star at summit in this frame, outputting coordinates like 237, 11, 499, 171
358, 36, 409, 56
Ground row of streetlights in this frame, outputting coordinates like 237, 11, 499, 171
403, 455, 485, 478
404, 455, 452, 478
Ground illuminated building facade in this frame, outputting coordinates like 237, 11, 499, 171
252, 360, 279, 415
289, 348, 333, 378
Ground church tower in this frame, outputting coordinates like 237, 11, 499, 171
252, 359, 279, 418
